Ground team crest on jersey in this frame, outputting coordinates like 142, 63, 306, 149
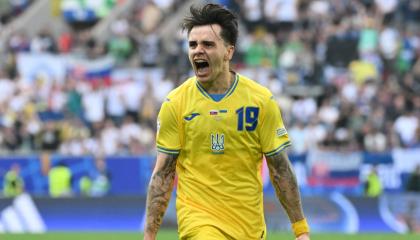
210, 133, 224, 154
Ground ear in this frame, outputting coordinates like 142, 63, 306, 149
224, 45, 235, 61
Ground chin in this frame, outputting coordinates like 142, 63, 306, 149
195, 74, 212, 83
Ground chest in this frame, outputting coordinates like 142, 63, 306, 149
180, 97, 262, 153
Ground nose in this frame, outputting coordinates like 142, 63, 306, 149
193, 43, 205, 54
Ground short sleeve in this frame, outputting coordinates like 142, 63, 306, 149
156, 100, 181, 155
259, 97, 291, 156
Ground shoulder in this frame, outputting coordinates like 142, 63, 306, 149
237, 73, 273, 102
165, 76, 195, 103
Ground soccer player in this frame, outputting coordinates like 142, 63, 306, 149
144, 3, 310, 240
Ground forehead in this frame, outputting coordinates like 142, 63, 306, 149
188, 24, 223, 42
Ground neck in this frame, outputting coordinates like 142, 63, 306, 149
200, 70, 234, 94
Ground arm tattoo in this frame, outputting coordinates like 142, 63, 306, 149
266, 151, 305, 223
145, 154, 178, 235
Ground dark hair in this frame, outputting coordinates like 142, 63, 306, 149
182, 3, 238, 46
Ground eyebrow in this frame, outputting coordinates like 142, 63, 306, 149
188, 40, 215, 45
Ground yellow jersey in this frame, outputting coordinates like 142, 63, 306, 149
156, 73, 291, 239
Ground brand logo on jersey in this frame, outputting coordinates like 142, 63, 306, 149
184, 113, 200, 121
276, 128, 287, 137
211, 133, 224, 154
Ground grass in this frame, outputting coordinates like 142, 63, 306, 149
0, 231, 418, 240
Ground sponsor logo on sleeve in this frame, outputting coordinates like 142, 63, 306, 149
276, 128, 287, 137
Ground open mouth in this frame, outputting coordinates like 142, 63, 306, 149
194, 60, 210, 76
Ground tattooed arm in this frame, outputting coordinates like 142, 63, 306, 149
144, 152, 178, 240
266, 151, 310, 240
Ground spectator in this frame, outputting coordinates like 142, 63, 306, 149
30, 28, 57, 53
39, 121, 61, 152
288, 121, 308, 154
364, 166, 383, 198
79, 174, 92, 197
2, 163, 24, 197
363, 125, 387, 152
48, 161, 73, 197
90, 157, 111, 197
105, 84, 126, 126
137, 28, 162, 68
100, 119, 120, 155
107, 18, 134, 66
394, 109, 419, 147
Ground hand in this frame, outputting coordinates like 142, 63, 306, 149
296, 232, 310, 240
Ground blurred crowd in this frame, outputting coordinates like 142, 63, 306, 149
0, 0, 32, 27
0, 0, 419, 157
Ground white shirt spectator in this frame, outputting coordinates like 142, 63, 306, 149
49, 85, 67, 112
25, 116, 41, 135
152, 0, 174, 12
153, 78, 174, 103
8, 91, 28, 113
120, 119, 143, 146
100, 120, 120, 155
0, 78, 16, 104
375, 0, 398, 14
110, 18, 129, 36
318, 103, 339, 126
309, 0, 330, 17
289, 123, 308, 154
379, 27, 400, 59
83, 137, 101, 156
267, 75, 283, 98
305, 120, 327, 149
82, 87, 105, 123
364, 131, 387, 152
291, 97, 317, 123
341, 82, 358, 104
243, 0, 263, 22
60, 139, 84, 156
106, 85, 126, 118
121, 80, 144, 113
394, 114, 419, 146
264, 0, 298, 22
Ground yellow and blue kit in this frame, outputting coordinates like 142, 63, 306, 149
157, 73, 291, 239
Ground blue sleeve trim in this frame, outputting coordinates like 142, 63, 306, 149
157, 146, 180, 155
264, 141, 292, 157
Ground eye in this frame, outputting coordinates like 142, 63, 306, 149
203, 41, 214, 48
189, 42, 197, 48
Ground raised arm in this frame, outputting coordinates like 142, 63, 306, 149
144, 152, 178, 240
265, 151, 310, 240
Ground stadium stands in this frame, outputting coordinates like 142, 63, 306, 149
0, 0, 418, 195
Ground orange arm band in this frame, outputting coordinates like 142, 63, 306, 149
292, 218, 310, 237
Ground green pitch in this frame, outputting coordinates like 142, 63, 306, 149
0, 231, 418, 240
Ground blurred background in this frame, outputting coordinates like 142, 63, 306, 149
0, 0, 419, 235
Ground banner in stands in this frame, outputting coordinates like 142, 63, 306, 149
392, 148, 420, 173
66, 55, 114, 84
17, 53, 115, 85
306, 150, 362, 187
17, 53, 66, 84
